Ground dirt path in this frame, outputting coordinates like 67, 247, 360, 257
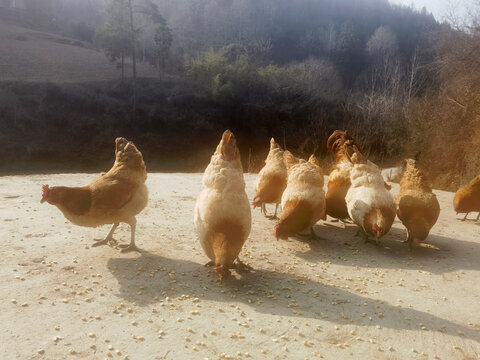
0, 173, 479, 360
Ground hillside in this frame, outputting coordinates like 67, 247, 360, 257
0, 19, 157, 82
0, 173, 479, 359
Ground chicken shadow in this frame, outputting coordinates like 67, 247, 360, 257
107, 251, 479, 342
291, 220, 480, 274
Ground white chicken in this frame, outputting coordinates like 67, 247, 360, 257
194, 130, 252, 279
345, 145, 396, 243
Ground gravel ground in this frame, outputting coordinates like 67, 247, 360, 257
0, 173, 479, 360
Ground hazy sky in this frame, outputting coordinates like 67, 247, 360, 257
392, 0, 475, 22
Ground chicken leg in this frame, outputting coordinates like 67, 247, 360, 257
355, 226, 378, 244
92, 223, 119, 247
296, 226, 324, 241
267, 203, 280, 220
233, 257, 253, 272
118, 218, 141, 253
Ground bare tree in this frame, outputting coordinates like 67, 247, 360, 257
127, 0, 137, 115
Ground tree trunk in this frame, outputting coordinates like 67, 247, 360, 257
158, 57, 162, 80
127, 0, 137, 117
121, 51, 125, 83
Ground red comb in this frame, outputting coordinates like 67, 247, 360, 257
42, 184, 49, 197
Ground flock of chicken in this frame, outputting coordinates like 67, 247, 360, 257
40, 131, 480, 280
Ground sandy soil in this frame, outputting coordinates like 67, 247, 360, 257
0, 173, 479, 360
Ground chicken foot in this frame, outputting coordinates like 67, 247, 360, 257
233, 257, 253, 273
402, 229, 415, 250
296, 227, 324, 241
266, 204, 280, 220
92, 223, 119, 247
355, 226, 380, 245
204, 259, 252, 273
118, 220, 141, 253
261, 203, 267, 216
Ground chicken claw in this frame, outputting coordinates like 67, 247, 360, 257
296, 227, 324, 241
266, 204, 279, 220
119, 243, 141, 253
233, 258, 253, 273
118, 222, 141, 253
266, 204, 280, 220
355, 226, 377, 244
92, 223, 119, 248
92, 237, 118, 247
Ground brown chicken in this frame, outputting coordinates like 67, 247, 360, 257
252, 138, 287, 219
325, 130, 360, 221
194, 130, 251, 280
273, 151, 326, 240
396, 159, 440, 248
453, 174, 480, 221
40, 137, 148, 253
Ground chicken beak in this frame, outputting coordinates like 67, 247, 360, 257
40, 198, 46, 203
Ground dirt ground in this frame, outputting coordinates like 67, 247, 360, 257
0, 173, 479, 360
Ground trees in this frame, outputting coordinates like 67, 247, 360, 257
94, 0, 131, 82
405, 22, 480, 189
95, 0, 171, 114
153, 21, 173, 78
94, 26, 131, 82
126, 0, 137, 114
334, 22, 363, 86
366, 26, 398, 61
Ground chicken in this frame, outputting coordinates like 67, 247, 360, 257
273, 151, 326, 240
325, 130, 359, 221
396, 159, 440, 248
453, 174, 480, 221
252, 138, 287, 219
194, 130, 251, 280
345, 145, 396, 244
40, 137, 148, 253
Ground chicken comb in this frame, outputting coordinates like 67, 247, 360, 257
326, 130, 351, 153
42, 184, 49, 198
